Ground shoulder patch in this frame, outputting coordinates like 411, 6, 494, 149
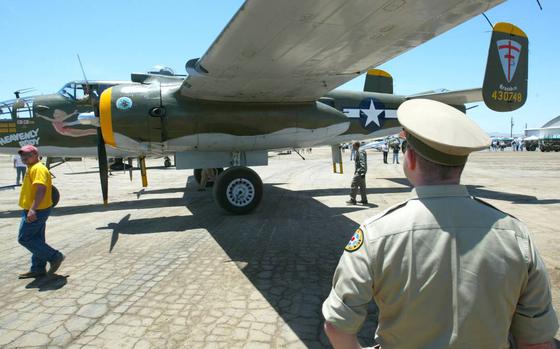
345, 228, 364, 252
472, 197, 518, 220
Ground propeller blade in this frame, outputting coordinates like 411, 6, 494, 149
97, 128, 109, 205
79, 56, 107, 205
94, 103, 108, 205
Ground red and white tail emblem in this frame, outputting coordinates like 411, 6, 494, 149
497, 39, 522, 83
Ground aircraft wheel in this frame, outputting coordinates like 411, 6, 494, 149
213, 167, 262, 214
194, 168, 223, 187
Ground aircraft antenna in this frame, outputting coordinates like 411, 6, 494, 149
76, 54, 91, 94
535, 0, 543, 10
481, 13, 494, 29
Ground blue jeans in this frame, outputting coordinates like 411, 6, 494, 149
16, 167, 26, 185
18, 208, 60, 273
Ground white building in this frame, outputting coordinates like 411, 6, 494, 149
525, 115, 560, 139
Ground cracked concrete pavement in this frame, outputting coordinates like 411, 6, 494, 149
0, 149, 558, 348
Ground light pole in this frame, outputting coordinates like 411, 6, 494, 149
510, 117, 514, 138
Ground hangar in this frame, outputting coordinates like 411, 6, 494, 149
525, 115, 560, 138
525, 115, 560, 151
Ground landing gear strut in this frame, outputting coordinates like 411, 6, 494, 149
213, 166, 263, 214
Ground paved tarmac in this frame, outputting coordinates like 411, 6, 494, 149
0, 148, 558, 348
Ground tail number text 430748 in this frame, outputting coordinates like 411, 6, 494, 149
490, 90, 523, 102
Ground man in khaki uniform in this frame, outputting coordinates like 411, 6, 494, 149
322, 99, 558, 349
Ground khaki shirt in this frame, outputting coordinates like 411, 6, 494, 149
322, 185, 558, 348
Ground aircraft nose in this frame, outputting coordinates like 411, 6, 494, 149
99, 87, 115, 146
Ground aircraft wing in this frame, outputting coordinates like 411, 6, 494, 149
180, 0, 505, 102
406, 88, 483, 105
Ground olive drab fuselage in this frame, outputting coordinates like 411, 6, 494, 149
0, 80, 405, 157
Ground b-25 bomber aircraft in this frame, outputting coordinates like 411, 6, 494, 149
0, 0, 528, 214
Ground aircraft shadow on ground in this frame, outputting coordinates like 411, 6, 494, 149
92, 178, 380, 347
96, 213, 209, 253
196, 183, 380, 347
133, 187, 187, 198
188, 183, 380, 347
466, 187, 560, 205
0, 197, 188, 219
179, 179, 376, 348
5, 173, 555, 346
382, 177, 560, 205
0, 179, 408, 219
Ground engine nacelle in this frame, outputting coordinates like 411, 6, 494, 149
100, 84, 166, 153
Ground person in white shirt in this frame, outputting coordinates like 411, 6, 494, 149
13, 154, 27, 186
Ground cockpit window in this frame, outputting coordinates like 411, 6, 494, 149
58, 82, 89, 100
58, 83, 75, 99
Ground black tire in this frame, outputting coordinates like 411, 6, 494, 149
51, 185, 60, 207
213, 167, 263, 214
194, 168, 223, 187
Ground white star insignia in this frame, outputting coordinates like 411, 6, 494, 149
362, 100, 383, 127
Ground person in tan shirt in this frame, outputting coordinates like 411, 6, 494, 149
322, 99, 558, 349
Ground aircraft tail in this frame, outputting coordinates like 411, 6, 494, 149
363, 69, 393, 94
482, 22, 528, 112
407, 22, 528, 113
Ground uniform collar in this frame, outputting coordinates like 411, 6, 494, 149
410, 184, 470, 200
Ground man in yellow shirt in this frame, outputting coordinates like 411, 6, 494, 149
17, 145, 64, 279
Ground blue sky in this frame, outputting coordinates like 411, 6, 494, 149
0, 0, 557, 134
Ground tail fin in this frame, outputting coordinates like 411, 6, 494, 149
482, 22, 528, 112
364, 69, 393, 94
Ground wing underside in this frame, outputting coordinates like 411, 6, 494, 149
181, 0, 505, 102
